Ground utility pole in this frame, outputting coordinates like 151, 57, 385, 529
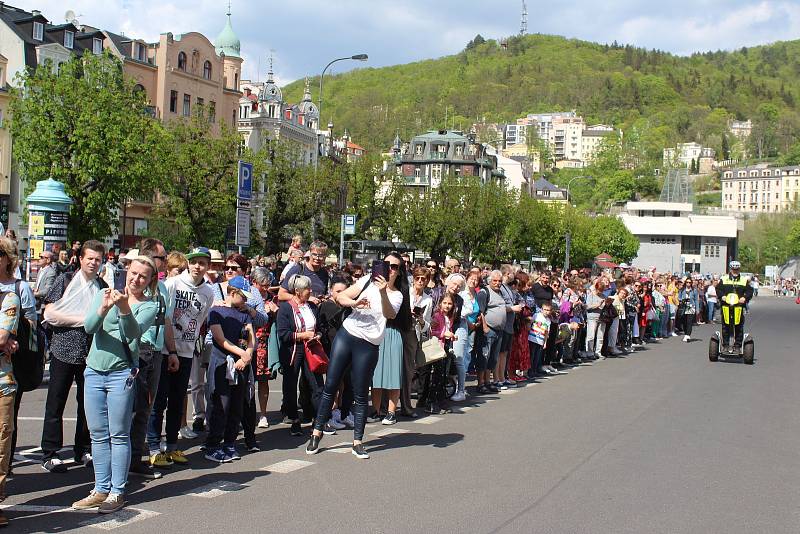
520, 0, 528, 36
564, 232, 571, 271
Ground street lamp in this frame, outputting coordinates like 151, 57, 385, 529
318, 54, 368, 136
565, 174, 592, 203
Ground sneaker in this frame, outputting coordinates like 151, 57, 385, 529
204, 448, 232, 463
98, 493, 125, 514
149, 452, 172, 468
257, 416, 270, 429
167, 450, 189, 464
42, 458, 68, 473
246, 443, 261, 453
498, 382, 509, 390
683, 335, 690, 342
179, 426, 198, 440
486, 384, 500, 393
72, 489, 109, 510
366, 412, 383, 424
381, 411, 397, 425
451, 391, 466, 402
351, 443, 369, 459
281, 415, 293, 425
76, 452, 93, 466
322, 423, 338, 435
306, 434, 322, 455
343, 413, 355, 428
596, 353, 606, 360
223, 445, 241, 460
192, 418, 205, 433
671, 332, 679, 337
128, 462, 163, 479
290, 420, 303, 436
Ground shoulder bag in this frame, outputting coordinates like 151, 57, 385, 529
289, 300, 328, 374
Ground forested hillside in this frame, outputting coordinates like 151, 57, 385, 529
283, 33, 800, 165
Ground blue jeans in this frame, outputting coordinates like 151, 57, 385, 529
707, 302, 716, 323
452, 320, 469, 393
83, 367, 135, 496
480, 328, 502, 371
147, 356, 193, 453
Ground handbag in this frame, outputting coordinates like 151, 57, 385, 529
415, 337, 447, 368
645, 307, 657, 321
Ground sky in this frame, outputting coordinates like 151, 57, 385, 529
14, 0, 800, 85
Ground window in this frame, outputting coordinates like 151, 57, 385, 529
413, 166, 422, 178
169, 90, 178, 113
681, 236, 701, 255
209, 101, 216, 123
183, 93, 190, 116
414, 144, 423, 155
136, 43, 146, 62
64, 31, 74, 49
33, 21, 43, 41
0, 109, 4, 128
197, 97, 204, 108
431, 164, 442, 179
203, 60, 212, 80
234, 72, 238, 88
92, 38, 103, 55
178, 52, 187, 71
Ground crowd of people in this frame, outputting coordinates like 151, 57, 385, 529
0, 233, 754, 525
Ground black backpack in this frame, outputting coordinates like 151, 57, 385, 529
6, 281, 46, 392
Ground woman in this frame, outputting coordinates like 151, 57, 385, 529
56, 249, 70, 275
165, 252, 187, 278
277, 275, 325, 437
445, 273, 468, 400
639, 280, 654, 342
458, 268, 482, 391
370, 256, 411, 424
306, 253, 403, 459
507, 272, 531, 381
679, 278, 699, 342
72, 255, 159, 514
606, 288, 627, 356
400, 267, 432, 415
585, 278, 607, 359
425, 260, 443, 297
250, 267, 278, 429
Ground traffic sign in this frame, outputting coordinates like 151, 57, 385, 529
235, 208, 250, 248
237, 198, 251, 209
344, 214, 356, 235
238, 161, 253, 201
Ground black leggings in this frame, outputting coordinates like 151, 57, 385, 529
683, 313, 695, 336
314, 329, 379, 441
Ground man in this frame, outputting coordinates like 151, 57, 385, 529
206, 249, 224, 285
530, 271, 560, 374
278, 240, 330, 303
0, 286, 20, 527
475, 270, 508, 394
65, 240, 81, 272
147, 247, 214, 468
445, 258, 461, 275
716, 260, 753, 352
40, 240, 107, 473
129, 239, 176, 479
495, 265, 522, 389
32, 251, 56, 313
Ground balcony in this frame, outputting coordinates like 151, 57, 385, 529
430, 152, 447, 160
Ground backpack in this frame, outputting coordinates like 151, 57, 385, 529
7, 281, 46, 392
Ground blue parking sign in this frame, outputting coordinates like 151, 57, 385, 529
238, 161, 253, 201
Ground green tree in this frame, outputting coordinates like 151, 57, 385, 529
10, 52, 166, 240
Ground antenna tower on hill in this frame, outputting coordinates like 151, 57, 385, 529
520, 0, 528, 36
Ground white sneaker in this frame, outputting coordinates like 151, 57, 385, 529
671, 332, 679, 337
683, 335, 690, 342
179, 426, 198, 439
596, 352, 606, 360
257, 416, 270, 429
451, 391, 466, 402
79, 452, 93, 466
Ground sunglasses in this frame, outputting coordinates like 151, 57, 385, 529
426, 264, 437, 269
389, 264, 400, 271
225, 265, 241, 272
414, 276, 428, 281
310, 253, 326, 259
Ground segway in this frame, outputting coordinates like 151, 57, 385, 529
709, 293, 754, 364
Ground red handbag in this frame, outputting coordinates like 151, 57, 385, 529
304, 338, 328, 374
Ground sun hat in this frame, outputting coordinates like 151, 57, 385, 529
186, 247, 211, 261
120, 248, 139, 263
227, 275, 252, 299
209, 249, 224, 263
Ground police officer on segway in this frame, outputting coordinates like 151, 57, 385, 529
715, 260, 753, 353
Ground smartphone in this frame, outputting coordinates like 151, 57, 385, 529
114, 268, 128, 291
371, 260, 389, 281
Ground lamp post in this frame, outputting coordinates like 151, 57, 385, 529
565, 174, 592, 203
317, 54, 368, 144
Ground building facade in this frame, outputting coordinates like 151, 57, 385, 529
619, 201, 740, 274
720, 164, 800, 214
531, 178, 568, 204
392, 129, 505, 190
663, 142, 716, 173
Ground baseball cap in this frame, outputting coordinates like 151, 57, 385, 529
186, 247, 211, 261
227, 275, 252, 299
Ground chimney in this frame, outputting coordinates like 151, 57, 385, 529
31, 9, 41, 16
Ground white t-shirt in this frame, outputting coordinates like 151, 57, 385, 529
343, 276, 403, 345
296, 303, 316, 332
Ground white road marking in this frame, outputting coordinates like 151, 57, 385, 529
262, 459, 314, 473
17, 417, 78, 422
0, 504, 93, 513
327, 442, 352, 453
80, 508, 160, 530
185, 481, 248, 498
412, 416, 443, 425
370, 427, 410, 437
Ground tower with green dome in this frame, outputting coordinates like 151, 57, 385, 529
214, 2, 243, 92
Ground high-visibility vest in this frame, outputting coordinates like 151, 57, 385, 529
720, 275, 747, 326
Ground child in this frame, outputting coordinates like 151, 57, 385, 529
426, 294, 457, 410
204, 276, 255, 463
528, 301, 552, 378
431, 294, 457, 348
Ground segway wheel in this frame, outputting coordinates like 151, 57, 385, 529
743, 341, 754, 365
708, 337, 719, 362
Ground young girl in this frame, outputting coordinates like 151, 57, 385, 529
429, 294, 457, 410
528, 301, 552, 378
204, 276, 255, 463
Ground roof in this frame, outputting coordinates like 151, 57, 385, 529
347, 141, 364, 151
582, 129, 613, 137
619, 213, 739, 238
413, 130, 468, 142
595, 260, 618, 269
214, 10, 240, 58
626, 201, 692, 212
533, 177, 565, 191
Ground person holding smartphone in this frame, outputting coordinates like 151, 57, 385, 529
73, 255, 159, 514
306, 254, 404, 459
276, 274, 326, 437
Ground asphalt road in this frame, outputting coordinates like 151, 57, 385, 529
3, 296, 799, 533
